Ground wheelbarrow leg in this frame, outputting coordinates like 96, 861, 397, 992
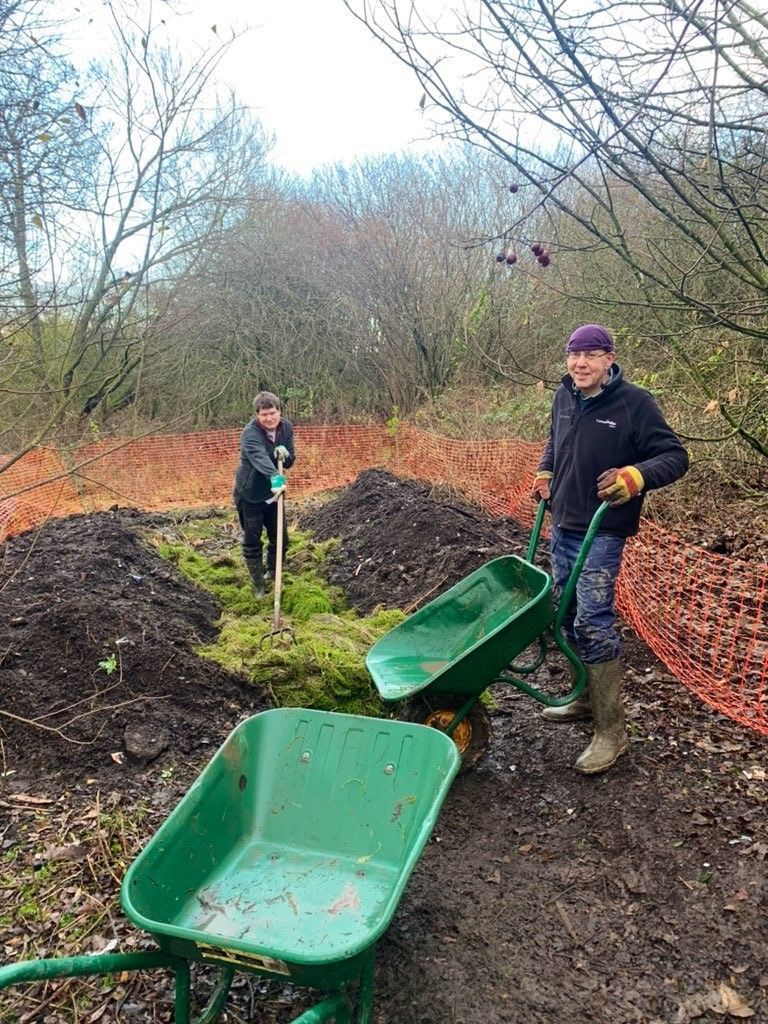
355, 948, 376, 1024
174, 958, 191, 1024
192, 965, 235, 1024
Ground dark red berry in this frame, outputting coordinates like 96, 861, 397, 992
508, 182, 519, 193
531, 242, 543, 256
495, 251, 507, 262
537, 253, 551, 267
506, 253, 518, 265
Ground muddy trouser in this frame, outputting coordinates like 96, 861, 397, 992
236, 498, 287, 572
550, 526, 626, 664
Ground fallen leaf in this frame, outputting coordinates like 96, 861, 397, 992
42, 843, 86, 864
704, 399, 719, 415
717, 982, 754, 1017
110, 751, 125, 765
74, 101, 87, 121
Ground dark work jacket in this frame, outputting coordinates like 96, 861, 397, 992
233, 418, 295, 505
537, 365, 688, 537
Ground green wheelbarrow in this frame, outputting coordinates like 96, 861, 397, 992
366, 501, 611, 769
0, 708, 460, 1023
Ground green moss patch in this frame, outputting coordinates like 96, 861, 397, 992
150, 521, 403, 716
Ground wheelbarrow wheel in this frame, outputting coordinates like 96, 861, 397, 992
402, 695, 492, 771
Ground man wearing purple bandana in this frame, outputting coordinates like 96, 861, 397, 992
532, 324, 688, 774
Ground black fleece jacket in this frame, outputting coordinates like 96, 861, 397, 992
538, 365, 688, 537
233, 418, 295, 504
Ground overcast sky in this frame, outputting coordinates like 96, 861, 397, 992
60, 0, 445, 176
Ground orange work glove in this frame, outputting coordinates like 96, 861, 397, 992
596, 466, 644, 507
532, 470, 553, 501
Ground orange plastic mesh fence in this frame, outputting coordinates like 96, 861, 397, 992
1, 423, 765, 735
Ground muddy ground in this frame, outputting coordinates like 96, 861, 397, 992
1, 471, 766, 1023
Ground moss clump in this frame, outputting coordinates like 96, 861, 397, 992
156, 542, 264, 615
199, 609, 403, 716
151, 518, 404, 716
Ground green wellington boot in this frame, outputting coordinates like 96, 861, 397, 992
574, 660, 629, 774
245, 559, 265, 597
542, 664, 592, 722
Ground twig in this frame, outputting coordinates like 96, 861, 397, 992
0, 709, 94, 745
546, 881, 579, 905
403, 575, 448, 614
0, 694, 169, 744
18, 983, 72, 1024
32, 678, 122, 723
555, 899, 580, 944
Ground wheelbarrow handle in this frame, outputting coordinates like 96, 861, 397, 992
525, 497, 549, 563
526, 498, 611, 575
501, 499, 612, 706
526, 497, 612, 681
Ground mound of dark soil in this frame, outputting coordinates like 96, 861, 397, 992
302, 469, 531, 613
0, 510, 267, 782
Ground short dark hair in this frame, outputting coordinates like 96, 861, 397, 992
253, 391, 281, 413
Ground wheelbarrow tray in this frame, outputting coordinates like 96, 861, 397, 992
121, 709, 459, 989
366, 555, 553, 703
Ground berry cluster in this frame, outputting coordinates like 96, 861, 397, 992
530, 242, 551, 267
494, 242, 551, 268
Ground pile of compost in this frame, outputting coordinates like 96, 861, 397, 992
0, 510, 268, 782
301, 469, 530, 612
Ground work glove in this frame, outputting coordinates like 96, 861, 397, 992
531, 470, 553, 502
274, 445, 290, 462
270, 473, 286, 497
596, 466, 644, 507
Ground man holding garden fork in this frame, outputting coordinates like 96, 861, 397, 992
233, 391, 295, 597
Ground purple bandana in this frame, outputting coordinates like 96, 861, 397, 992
566, 324, 615, 353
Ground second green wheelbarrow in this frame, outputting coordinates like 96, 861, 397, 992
366, 501, 611, 768
0, 708, 460, 1022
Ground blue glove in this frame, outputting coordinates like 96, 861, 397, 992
274, 445, 290, 462
270, 474, 286, 495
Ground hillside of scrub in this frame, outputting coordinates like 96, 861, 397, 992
0, 477, 766, 1023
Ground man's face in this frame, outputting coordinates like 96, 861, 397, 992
256, 405, 281, 430
566, 348, 615, 397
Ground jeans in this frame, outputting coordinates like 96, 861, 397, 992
236, 498, 287, 571
550, 525, 626, 665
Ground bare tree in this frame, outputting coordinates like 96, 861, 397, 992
345, 0, 768, 458
304, 154, 502, 412
0, 1, 271, 470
